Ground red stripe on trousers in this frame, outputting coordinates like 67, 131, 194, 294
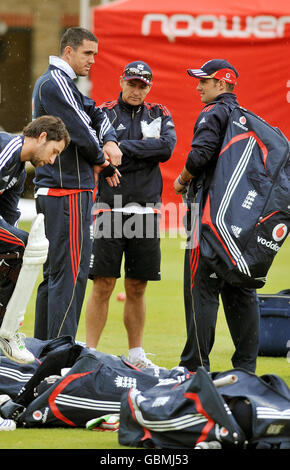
69, 194, 80, 283
190, 222, 200, 289
74, 194, 80, 275
69, 195, 75, 282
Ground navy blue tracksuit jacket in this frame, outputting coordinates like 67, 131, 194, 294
0, 133, 29, 320
32, 58, 118, 340
97, 92, 177, 209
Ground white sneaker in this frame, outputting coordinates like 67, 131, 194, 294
0, 395, 11, 406
0, 332, 35, 364
0, 416, 16, 431
128, 354, 163, 370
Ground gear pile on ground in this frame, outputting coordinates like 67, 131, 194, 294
0, 336, 289, 449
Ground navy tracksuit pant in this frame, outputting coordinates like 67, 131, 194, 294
179, 219, 260, 373
34, 192, 92, 340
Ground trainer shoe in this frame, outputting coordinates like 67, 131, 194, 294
0, 332, 35, 364
128, 353, 163, 370
0, 395, 11, 407
0, 416, 16, 431
86, 414, 120, 432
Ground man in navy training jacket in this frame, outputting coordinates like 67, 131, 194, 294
86, 60, 176, 369
174, 59, 260, 373
32, 27, 122, 341
0, 115, 70, 363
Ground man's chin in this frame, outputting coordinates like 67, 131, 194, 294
31, 160, 43, 168
128, 99, 142, 106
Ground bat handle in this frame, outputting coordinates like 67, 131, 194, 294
213, 374, 238, 388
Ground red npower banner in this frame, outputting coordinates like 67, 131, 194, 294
90, 0, 290, 229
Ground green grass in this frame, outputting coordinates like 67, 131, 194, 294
1, 221, 289, 450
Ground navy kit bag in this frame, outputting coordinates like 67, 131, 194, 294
200, 106, 290, 288
0, 335, 76, 399
119, 367, 245, 449
258, 289, 290, 356
0, 347, 189, 428
119, 367, 290, 450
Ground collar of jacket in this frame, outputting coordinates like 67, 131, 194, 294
49, 56, 77, 80
212, 92, 238, 105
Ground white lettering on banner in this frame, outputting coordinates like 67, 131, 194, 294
287, 80, 290, 104
141, 14, 290, 40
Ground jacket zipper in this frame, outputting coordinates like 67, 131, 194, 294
256, 211, 279, 226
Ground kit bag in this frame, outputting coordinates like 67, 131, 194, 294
200, 106, 290, 289
258, 289, 290, 356
119, 367, 290, 450
1, 348, 189, 428
118, 367, 245, 449
213, 369, 290, 449
0, 335, 76, 399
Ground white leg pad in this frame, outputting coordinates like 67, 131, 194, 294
0, 214, 49, 339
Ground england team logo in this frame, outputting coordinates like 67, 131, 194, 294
272, 223, 288, 242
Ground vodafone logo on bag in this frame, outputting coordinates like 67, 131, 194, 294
33, 410, 43, 421
272, 223, 288, 242
257, 237, 280, 252
257, 223, 288, 252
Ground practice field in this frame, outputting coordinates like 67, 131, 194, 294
0, 220, 289, 451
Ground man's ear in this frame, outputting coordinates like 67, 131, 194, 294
218, 79, 227, 91
62, 45, 73, 60
37, 132, 47, 144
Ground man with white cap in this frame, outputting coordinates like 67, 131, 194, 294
174, 59, 260, 373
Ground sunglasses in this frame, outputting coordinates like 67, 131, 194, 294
124, 68, 152, 82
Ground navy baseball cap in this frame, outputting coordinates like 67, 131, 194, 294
122, 61, 153, 85
187, 59, 238, 85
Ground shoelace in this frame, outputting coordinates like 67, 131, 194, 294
141, 357, 155, 367
134, 356, 158, 369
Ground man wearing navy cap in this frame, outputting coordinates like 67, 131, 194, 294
174, 59, 259, 373
86, 60, 177, 369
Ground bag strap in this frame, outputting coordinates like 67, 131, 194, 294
277, 289, 290, 296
